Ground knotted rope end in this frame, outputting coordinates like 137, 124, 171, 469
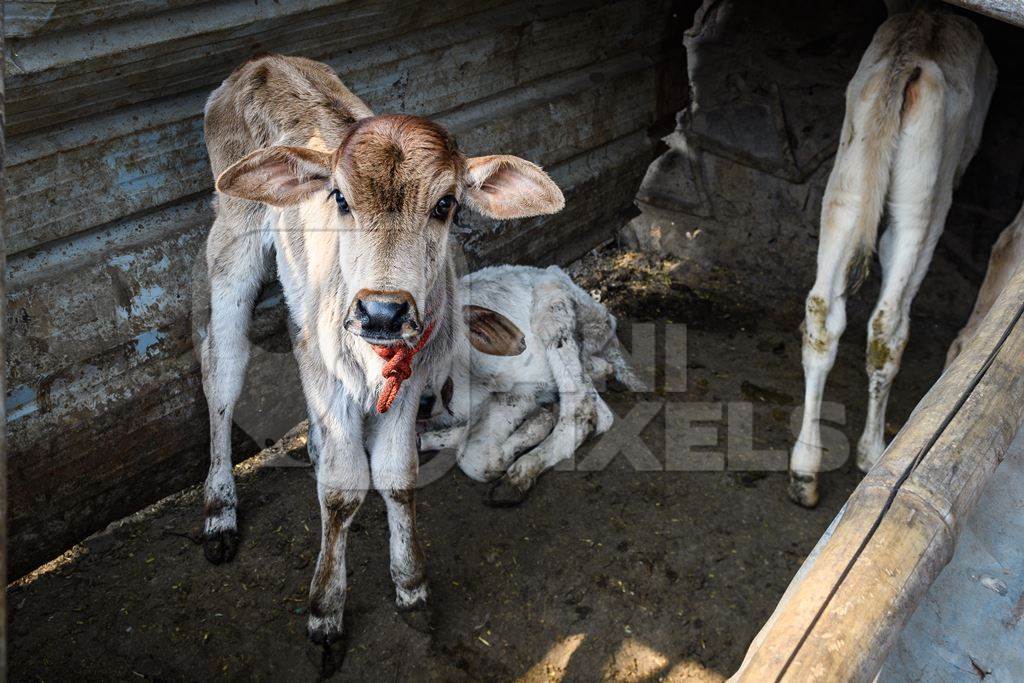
370, 322, 435, 414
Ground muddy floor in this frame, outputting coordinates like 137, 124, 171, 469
7, 244, 979, 682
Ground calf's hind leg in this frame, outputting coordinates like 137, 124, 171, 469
790, 188, 868, 507
200, 220, 268, 563
858, 63, 948, 472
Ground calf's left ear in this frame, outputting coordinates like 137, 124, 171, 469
464, 305, 526, 356
464, 155, 565, 220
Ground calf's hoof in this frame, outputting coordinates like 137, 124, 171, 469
485, 477, 529, 508
310, 630, 347, 679
318, 640, 346, 680
398, 598, 435, 635
855, 444, 882, 474
309, 613, 350, 678
203, 529, 239, 564
787, 471, 819, 509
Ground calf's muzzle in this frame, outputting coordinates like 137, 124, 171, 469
345, 289, 422, 342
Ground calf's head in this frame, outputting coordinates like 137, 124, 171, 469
215, 114, 564, 345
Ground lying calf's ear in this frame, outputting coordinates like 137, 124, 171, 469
463, 155, 565, 220
464, 305, 527, 356
216, 146, 334, 207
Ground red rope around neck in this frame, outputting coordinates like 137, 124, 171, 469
370, 321, 435, 413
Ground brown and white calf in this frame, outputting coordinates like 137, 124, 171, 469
946, 203, 1024, 365
789, 10, 996, 507
198, 54, 563, 645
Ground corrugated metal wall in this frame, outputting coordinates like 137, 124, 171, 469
4, 0, 687, 576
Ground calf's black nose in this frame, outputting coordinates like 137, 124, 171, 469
355, 299, 408, 337
346, 289, 421, 341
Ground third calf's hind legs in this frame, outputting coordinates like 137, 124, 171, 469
857, 230, 935, 473
790, 254, 854, 508
857, 98, 946, 473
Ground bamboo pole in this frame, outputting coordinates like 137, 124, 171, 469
732, 261, 1024, 682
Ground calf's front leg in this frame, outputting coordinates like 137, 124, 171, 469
306, 390, 369, 646
456, 392, 540, 484
200, 221, 267, 563
368, 381, 430, 623
419, 423, 467, 452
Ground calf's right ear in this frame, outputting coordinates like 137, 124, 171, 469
216, 146, 334, 207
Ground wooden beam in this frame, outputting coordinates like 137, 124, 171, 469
732, 259, 1024, 681
1, 0, 8, 676
941, 0, 1024, 28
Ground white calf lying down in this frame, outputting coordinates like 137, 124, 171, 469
946, 203, 1024, 365
419, 265, 645, 505
789, 9, 996, 507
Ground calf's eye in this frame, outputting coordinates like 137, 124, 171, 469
329, 188, 350, 214
432, 194, 457, 220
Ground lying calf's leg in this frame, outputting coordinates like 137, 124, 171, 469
200, 220, 267, 563
503, 405, 557, 457
306, 386, 369, 647
456, 393, 537, 483
419, 424, 467, 452
500, 284, 612, 496
484, 405, 559, 507
505, 391, 612, 495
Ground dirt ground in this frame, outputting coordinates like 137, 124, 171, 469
7, 243, 979, 682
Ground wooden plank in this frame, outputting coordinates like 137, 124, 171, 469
4, 0, 515, 135
941, 0, 1024, 28
733, 262, 1024, 681
0, 4, 7, 677
6, 0, 212, 39
6, 0, 668, 255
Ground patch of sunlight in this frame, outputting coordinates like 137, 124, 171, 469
664, 659, 727, 682
603, 637, 669, 681
517, 633, 586, 683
